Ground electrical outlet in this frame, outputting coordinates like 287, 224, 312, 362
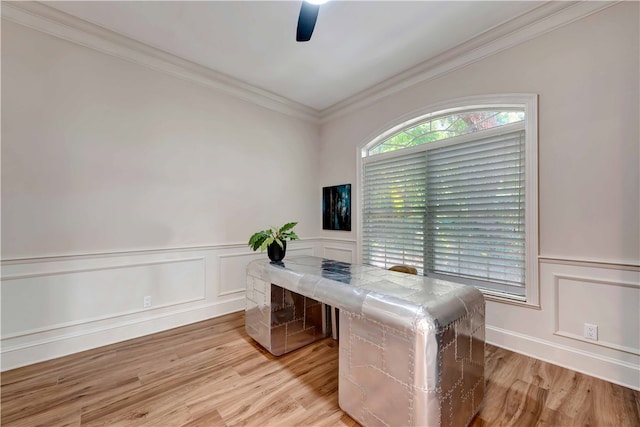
584, 323, 598, 340
143, 295, 152, 308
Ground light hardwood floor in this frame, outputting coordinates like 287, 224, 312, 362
1, 312, 639, 426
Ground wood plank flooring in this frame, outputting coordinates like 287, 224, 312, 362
2, 311, 639, 426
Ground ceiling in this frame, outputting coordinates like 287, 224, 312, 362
44, 1, 544, 112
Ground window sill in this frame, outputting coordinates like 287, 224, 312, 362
482, 290, 541, 310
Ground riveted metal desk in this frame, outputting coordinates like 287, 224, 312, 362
245, 256, 485, 427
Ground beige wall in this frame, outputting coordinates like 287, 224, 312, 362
1, 19, 322, 369
319, 2, 640, 388
2, 20, 320, 259
320, 3, 639, 264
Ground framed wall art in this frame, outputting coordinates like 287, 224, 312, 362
322, 184, 351, 231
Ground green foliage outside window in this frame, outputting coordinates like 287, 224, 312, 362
369, 110, 524, 156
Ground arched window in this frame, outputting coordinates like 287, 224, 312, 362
361, 95, 538, 302
367, 109, 524, 156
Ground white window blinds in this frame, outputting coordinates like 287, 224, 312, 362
426, 130, 526, 295
362, 152, 427, 274
362, 128, 527, 297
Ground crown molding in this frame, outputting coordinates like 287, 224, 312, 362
1, 1, 322, 123
319, 1, 619, 123
2, 1, 617, 125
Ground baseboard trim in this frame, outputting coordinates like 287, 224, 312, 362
486, 325, 640, 391
1, 298, 245, 371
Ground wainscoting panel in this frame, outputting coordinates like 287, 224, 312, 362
554, 273, 640, 355
1, 257, 206, 337
321, 239, 356, 263
218, 252, 264, 297
487, 259, 640, 390
286, 245, 316, 258
0, 240, 332, 371
1, 246, 244, 370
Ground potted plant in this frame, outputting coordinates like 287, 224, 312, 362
248, 222, 299, 262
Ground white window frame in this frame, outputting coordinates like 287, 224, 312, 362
357, 94, 539, 307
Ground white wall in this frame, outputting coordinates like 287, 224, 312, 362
1, 19, 322, 369
2, 20, 320, 258
318, 3, 640, 389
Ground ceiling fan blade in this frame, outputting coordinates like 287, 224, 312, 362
296, 1, 320, 42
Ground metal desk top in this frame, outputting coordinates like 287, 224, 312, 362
247, 255, 484, 335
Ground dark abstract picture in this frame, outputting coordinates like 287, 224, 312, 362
322, 184, 351, 231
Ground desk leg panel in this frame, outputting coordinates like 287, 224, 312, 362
338, 305, 485, 427
246, 275, 329, 356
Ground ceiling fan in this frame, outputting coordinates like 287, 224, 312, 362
296, 0, 328, 42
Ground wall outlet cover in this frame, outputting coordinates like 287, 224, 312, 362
584, 323, 598, 340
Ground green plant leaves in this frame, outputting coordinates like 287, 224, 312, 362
248, 229, 269, 251
279, 222, 297, 233
248, 222, 299, 252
